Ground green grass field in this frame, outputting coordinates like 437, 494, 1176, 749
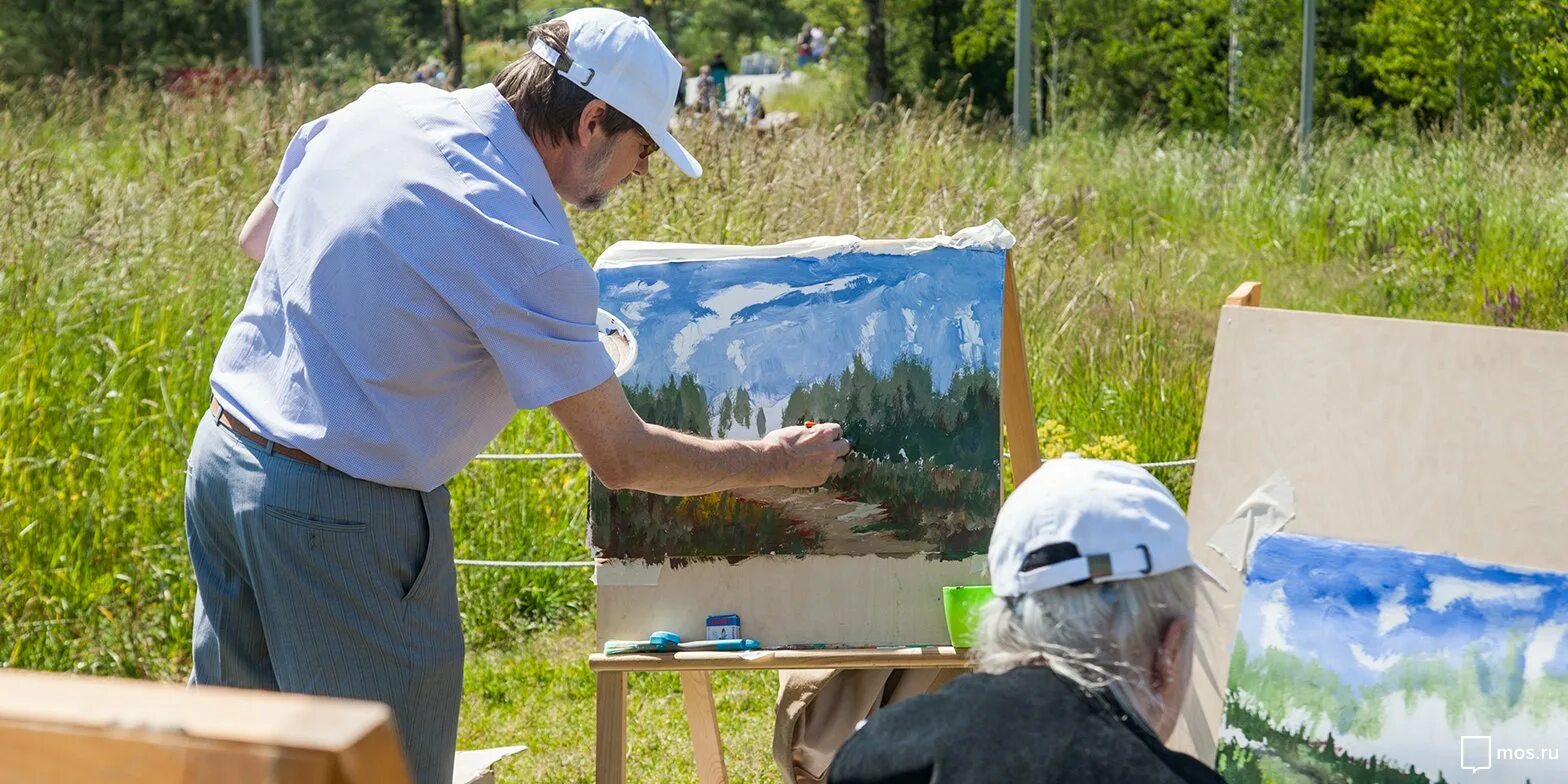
5, 73, 1568, 780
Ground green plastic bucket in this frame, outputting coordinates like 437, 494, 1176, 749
942, 585, 993, 648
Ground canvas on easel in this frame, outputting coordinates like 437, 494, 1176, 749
1176, 284, 1568, 782
590, 222, 1037, 647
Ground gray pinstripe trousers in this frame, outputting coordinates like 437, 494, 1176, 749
184, 411, 464, 784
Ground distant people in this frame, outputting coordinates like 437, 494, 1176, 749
674, 52, 690, 108
741, 85, 764, 126
809, 26, 826, 62
412, 60, 446, 89
708, 51, 730, 106
695, 64, 714, 113
827, 457, 1227, 784
796, 25, 813, 68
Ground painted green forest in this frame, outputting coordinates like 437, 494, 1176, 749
589, 354, 1001, 560
1217, 634, 1568, 783
1218, 695, 1452, 784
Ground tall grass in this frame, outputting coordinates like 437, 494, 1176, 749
4, 73, 1568, 683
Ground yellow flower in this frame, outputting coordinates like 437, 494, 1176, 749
1079, 434, 1139, 462
1036, 419, 1077, 459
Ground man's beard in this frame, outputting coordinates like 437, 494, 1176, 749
576, 139, 617, 211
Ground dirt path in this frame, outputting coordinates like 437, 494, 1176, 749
729, 486, 927, 555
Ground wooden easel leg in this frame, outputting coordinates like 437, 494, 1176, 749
1225, 281, 1263, 307
1002, 251, 1042, 484
596, 671, 627, 784
679, 670, 729, 784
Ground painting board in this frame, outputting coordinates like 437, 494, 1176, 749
592, 223, 1020, 646
1179, 303, 1568, 773
1217, 532, 1568, 782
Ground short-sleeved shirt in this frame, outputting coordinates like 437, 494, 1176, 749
211, 82, 615, 492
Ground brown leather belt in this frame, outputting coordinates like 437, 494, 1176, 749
210, 400, 329, 469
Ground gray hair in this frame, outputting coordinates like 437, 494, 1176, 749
973, 567, 1197, 709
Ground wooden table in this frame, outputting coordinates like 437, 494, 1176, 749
589, 648, 971, 784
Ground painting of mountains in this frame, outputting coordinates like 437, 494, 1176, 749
588, 242, 1006, 561
1218, 533, 1568, 783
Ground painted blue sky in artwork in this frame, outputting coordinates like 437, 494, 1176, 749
1235, 533, 1568, 689
595, 247, 1005, 410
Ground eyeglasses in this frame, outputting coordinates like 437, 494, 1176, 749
635, 127, 659, 160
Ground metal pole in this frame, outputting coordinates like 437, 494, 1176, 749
1228, 0, 1242, 143
1014, 0, 1033, 143
1298, 0, 1316, 189
248, 0, 264, 68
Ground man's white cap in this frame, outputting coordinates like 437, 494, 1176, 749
988, 455, 1221, 598
530, 8, 702, 178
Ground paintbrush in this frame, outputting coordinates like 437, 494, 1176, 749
672, 638, 761, 651
602, 632, 763, 655
602, 631, 680, 655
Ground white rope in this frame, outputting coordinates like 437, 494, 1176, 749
455, 559, 594, 568
472, 452, 1197, 468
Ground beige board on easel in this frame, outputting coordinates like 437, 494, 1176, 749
593, 224, 1041, 647
0, 669, 410, 784
1173, 285, 1568, 762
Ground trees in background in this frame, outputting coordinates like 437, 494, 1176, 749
0, 0, 417, 76
863, 0, 890, 104
1, 0, 1564, 131
443, 0, 463, 86
778, 0, 1568, 131
0, 0, 801, 82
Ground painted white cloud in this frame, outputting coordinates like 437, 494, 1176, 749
726, 340, 747, 374
1426, 576, 1549, 612
1349, 643, 1399, 673
1524, 621, 1567, 682
620, 301, 650, 323
607, 280, 669, 298
702, 282, 795, 320
954, 304, 983, 365
1377, 585, 1410, 635
796, 274, 869, 296
671, 320, 719, 372
858, 312, 881, 360
900, 308, 922, 355
672, 282, 795, 371
1258, 583, 1293, 653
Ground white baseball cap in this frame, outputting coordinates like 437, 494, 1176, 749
988, 455, 1221, 598
530, 8, 702, 178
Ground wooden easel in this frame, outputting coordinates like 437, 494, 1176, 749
1178, 276, 1568, 766
1224, 280, 1263, 307
590, 251, 1044, 784
0, 669, 410, 783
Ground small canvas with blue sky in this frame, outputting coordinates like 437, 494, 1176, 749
1218, 533, 1568, 783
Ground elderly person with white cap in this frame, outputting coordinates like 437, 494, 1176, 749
186, 9, 848, 783
827, 455, 1225, 783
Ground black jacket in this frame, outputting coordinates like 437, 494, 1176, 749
826, 666, 1226, 784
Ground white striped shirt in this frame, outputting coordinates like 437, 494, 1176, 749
212, 82, 614, 491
